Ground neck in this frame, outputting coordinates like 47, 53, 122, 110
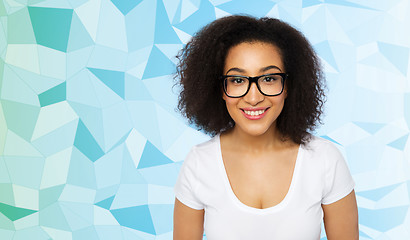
225, 124, 286, 153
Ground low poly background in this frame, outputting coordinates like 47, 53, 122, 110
0, 0, 409, 239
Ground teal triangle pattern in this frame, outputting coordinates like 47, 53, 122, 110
324, 0, 375, 10
359, 230, 372, 239
314, 41, 339, 72
111, 205, 156, 235
142, 46, 176, 79
95, 195, 115, 210
0, 202, 37, 221
174, 0, 216, 35
38, 82, 66, 107
67, 12, 94, 52
28, 6, 73, 52
88, 68, 125, 99
1, 100, 40, 142
356, 183, 402, 201
7, 8, 36, 44
111, 0, 143, 15
154, 0, 181, 44
73, 120, 105, 162
353, 121, 385, 134
320, 135, 341, 145
378, 42, 409, 75
39, 184, 65, 210
407, 181, 410, 199
149, 204, 174, 234
405, 93, 410, 131
137, 141, 173, 169
302, 0, 322, 8
387, 134, 408, 150
217, 0, 276, 17
358, 206, 408, 232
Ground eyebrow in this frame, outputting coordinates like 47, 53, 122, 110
226, 65, 282, 75
261, 65, 282, 72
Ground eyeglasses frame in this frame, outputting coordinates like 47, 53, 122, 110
221, 73, 288, 98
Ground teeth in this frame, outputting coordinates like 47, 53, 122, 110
244, 109, 265, 116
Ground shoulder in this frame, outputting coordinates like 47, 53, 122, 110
304, 135, 337, 147
190, 135, 219, 156
303, 135, 342, 154
176, 136, 219, 185
184, 135, 219, 164
300, 135, 346, 166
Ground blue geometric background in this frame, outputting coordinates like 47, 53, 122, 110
0, 0, 409, 239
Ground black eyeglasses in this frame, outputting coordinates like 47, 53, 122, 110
221, 73, 287, 98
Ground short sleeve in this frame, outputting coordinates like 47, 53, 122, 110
321, 143, 355, 205
174, 147, 205, 210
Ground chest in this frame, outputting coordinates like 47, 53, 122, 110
221, 149, 298, 209
200, 138, 327, 239
203, 147, 324, 240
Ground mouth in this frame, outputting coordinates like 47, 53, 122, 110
240, 107, 270, 119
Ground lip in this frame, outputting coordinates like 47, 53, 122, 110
240, 107, 270, 120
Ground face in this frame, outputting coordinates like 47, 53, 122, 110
222, 41, 286, 137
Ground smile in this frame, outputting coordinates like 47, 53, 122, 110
241, 108, 269, 120
244, 109, 265, 116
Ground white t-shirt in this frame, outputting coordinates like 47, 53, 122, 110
174, 135, 355, 240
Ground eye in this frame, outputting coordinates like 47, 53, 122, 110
227, 77, 246, 84
261, 75, 280, 83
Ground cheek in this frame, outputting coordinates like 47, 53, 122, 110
224, 97, 237, 108
223, 98, 241, 116
276, 97, 286, 114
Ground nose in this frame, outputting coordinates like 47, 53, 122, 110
243, 82, 264, 106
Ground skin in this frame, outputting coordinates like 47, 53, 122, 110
173, 41, 359, 239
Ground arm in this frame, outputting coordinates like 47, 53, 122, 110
173, 198, 205, 240
322, 190, 359, 240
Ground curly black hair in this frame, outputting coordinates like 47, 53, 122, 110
176, 15, 325, 144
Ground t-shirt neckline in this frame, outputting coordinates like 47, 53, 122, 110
215, 134, 303, 214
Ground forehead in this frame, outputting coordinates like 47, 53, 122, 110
224, 41, 284, 72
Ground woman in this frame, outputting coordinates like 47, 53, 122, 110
173, 15, 358, 240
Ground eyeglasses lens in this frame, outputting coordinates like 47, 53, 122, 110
224, 74, 284, 97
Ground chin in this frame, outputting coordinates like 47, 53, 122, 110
237, 124, 274, 137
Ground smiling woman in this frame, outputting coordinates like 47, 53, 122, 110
173, 15, 358, 240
